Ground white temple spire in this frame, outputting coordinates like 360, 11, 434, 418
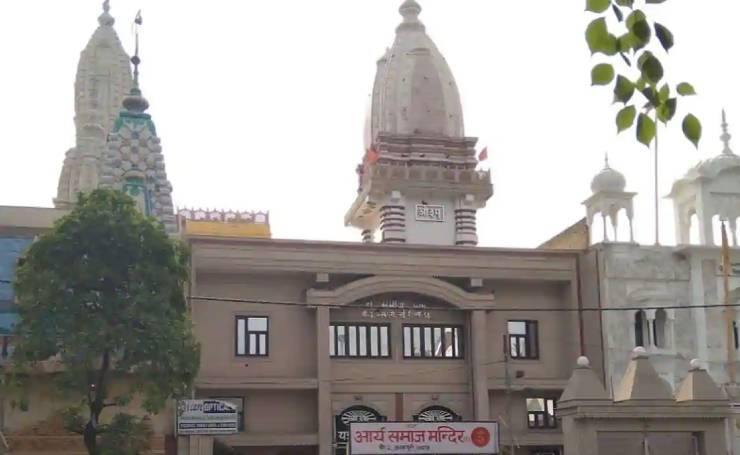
55, 1, 132, 208
345, 2, 492, 246
721, 109, 734, 156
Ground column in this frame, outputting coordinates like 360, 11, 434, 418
471, 310, 489, 420
455, 195, 478, 246
380, 191, 406, 243
316, 306, 332, 455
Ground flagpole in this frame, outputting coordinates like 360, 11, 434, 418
722, 220, 736, 384
654, 117, 660, 246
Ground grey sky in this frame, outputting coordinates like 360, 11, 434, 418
1, 0, 738, 247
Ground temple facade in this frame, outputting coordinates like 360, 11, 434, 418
1, 1, 739, 455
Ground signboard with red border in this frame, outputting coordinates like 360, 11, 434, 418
349, 421, 499, 454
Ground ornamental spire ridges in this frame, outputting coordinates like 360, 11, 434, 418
721, 109, 734, 156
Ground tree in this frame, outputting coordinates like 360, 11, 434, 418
8, 189, 200, 455
584, 0, 702, 244
585, 0, 701, 147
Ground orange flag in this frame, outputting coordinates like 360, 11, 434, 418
366, 148, 380, 164
478, 146, 489, 162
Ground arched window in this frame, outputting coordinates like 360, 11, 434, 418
413, 405, 461, 422
653, 309, 667, 348
334, 405, 385, 448
634, 310, 648, 347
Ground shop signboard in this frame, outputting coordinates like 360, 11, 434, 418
176, 399, 239, 435
349, 421, 499, 454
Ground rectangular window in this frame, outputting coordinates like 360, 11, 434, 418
403, 324, 463, 359
526, 398, 557, 429
235, 316, 268, 357
508, 320, 539, 359
734, 321, 739, 350
330, 323, 391, 358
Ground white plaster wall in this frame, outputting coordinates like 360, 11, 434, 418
404, 197, 456, 245
599, 244, 693, 392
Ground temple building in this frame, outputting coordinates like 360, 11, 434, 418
2, 1, 739, 455
184, 3, 592, 454
543, 111, 740, 451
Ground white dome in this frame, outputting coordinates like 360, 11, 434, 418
668, 111, 740, 197
367, 0, 464, 143
591, 162, 626, 193
693, 152, 740, 178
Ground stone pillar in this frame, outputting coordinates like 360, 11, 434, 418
675, 208, 690, 245
455, 195, 478, 246
696, 203, 714, 246
380, 191, 406, 243
470, 310, 489, 419
316, 306, 333, 455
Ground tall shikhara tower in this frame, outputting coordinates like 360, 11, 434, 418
55, 3, 176, 232
99, 11, 177, 233
345, 0, 493, 246
55, 1, 133, 208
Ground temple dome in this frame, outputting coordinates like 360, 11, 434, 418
591, 159, 626, 193
668, 110, 740, 197
366, 0, 464, 147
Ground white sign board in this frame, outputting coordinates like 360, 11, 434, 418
176, 399, 239, 435
350, 422, 499, 454
415, 205, 445, 222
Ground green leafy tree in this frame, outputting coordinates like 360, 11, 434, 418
585, 0, 701, 147
9, 189, 200, 455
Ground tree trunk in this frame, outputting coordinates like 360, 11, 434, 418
83, 420, 97, 455
84, 350, 110, 455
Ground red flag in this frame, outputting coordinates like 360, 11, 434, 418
365, 148, 380, 164
478, 146, 488, 162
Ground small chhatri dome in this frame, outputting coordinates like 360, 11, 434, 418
591, 154, 627, 193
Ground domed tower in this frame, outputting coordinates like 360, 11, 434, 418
99, 15, 176, 233
55, 1, 133, 208
583, 155, 636, 243
346, 0, 493, 246
668, 111, 740, 246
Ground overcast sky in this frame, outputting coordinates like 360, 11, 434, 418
1, 0, 738, 247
